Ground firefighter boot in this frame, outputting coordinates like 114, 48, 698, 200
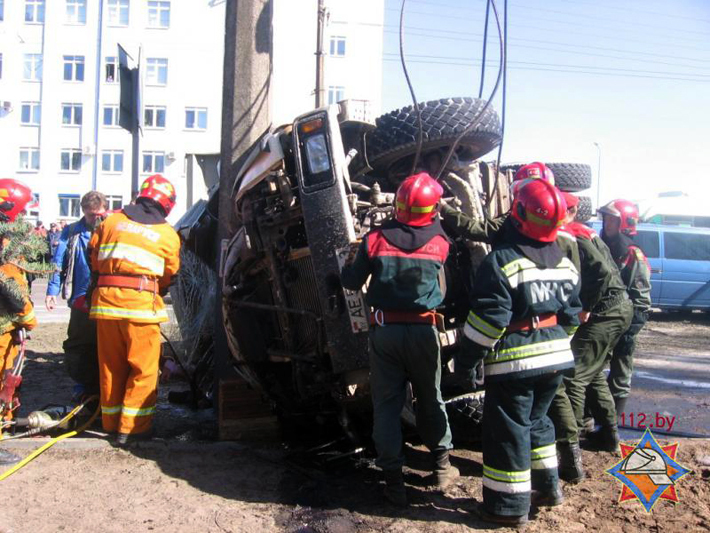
557, 441, 585, 483
430, 449, 460, 490
531, 482, 564, 507
383, 469, 408, 507
0, 448, 20, 466
585, 425, 620, 452
614, 397, 628, 423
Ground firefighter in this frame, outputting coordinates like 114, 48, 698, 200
597, 200, 651, 422
460, 179, 581, 526
0, 180, 37, 465
548, 193, 633, 480
89, 175, 180, 445
440, 162, 581, 272
340, 172, 459, 507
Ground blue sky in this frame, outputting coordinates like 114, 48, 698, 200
380, 0, 710, 207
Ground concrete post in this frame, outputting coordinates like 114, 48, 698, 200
214, 0, 273, 412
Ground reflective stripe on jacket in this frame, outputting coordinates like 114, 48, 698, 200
89, 212, 180, 323
464, 243, 582, 382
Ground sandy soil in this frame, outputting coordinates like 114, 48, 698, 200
0, 320, 709, 533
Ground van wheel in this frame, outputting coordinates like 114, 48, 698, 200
362, 97, 502, 178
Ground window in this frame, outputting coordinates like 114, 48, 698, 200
0, 0, 4, 22
65, 0, 86, 24
664, 233, 710, 261
29, 194, 40, 219
107, 0, 129, 26
184, 107, 207, 130
103, 105, 120, 127
105, 56, 119, 83
58, 194, 81, 218
142, 151, 165, 174
0, 53, 2, 79
144, 105, 166, 128
19, 147, 40, 171
147, 1, 170, 28
25, 0, 45, 23
327, 85, 345, 105
21, 102, 41, 125
145, 58, 167, 86
63, 55, 85, 81
23, 53, 42, 81
61, 103, 83, 126
633, 231, 660, 259
60, 149, 82, 172
106, 195, 123, 211
329, 36, 346, 57
101, 150, 124, 173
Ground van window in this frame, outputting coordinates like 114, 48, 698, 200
664, 233, 710, 261
633, 230, 660, 258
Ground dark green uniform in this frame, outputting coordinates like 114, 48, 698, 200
461, 225, 581, 517
340, 219, 452, 473
602, 231, 652, 404
548, 222, 633, 443
440, 203, 581, 272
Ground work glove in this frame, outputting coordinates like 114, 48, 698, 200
450, 337, 489, 391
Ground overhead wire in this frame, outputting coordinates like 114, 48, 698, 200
435, 0, 504, 180
478, 0, 491, 98
491, 0, 508, 210
397, 0, 424, 175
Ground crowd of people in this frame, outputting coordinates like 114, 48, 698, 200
342, 163, 650, 526
0, 175, 180, 463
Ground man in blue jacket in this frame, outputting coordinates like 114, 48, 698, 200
45, 191, 107, 398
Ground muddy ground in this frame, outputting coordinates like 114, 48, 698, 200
1, 313, 710, 533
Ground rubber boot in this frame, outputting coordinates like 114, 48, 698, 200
383, 469, 408, 507
557, 441, 585, 483
531, 483, 564, 507
614, 397, 628, 423
478, 507, 528, 527
585, 425, 620, 452
430, 449, 460, 490
0, 448, 21, 466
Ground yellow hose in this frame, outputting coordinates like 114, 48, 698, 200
0, 400, 100, 482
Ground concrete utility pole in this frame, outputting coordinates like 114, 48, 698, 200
215, 0, 273, 407
315, 0, 326, 107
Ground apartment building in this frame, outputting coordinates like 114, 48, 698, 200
0, 0, 384, 223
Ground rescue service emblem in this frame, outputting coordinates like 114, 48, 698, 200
606, 428, 691, 512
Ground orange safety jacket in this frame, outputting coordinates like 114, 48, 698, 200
0, 263, 37, 334
89, 212, 180, 323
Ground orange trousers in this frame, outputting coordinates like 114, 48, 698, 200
0, 332, 19, 422
96, 320, 161, 435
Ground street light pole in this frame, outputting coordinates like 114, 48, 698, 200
593, 142, 601, 209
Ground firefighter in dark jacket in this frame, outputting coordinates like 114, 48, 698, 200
548, 193, 633, 480
440, 163, 581, 272
598, 200, 651, 416
340, 172, 459, 507
459, 179, 581, 526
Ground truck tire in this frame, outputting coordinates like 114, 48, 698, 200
446, 392, 485, 445
575, 195, 593, 222
499, 162, 592, 192
364, 97, 502, 175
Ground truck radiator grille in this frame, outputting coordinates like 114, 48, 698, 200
284, 253, 322, 353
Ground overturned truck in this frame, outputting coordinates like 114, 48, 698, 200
176, 97, 593, 445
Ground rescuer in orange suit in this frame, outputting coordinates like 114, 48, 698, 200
89, 175, 180, 445
0, 179, 38, 464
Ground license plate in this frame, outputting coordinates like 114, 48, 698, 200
335, 245, 369, 333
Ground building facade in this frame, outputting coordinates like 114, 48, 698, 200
0, 0, 383, 223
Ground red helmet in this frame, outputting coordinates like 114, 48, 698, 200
513, 162, 555, 185
395, 172, 444, 227
510, 179, 567, 242
0, 179, 33, 222
138, 174, 176, 216
598, 199, 639, 236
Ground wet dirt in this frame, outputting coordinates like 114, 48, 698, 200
0, 318, 708, 533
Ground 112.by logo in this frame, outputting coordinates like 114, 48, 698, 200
619, 412, 676, 432
606, 428, 691, 512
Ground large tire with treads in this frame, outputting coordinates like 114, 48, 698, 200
575, 195, 593, 222
364, 97, 502, 174
500, 162, 592, 192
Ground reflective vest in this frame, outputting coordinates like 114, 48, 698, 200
89, 212, 180, 323
0, 263, 37, 334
